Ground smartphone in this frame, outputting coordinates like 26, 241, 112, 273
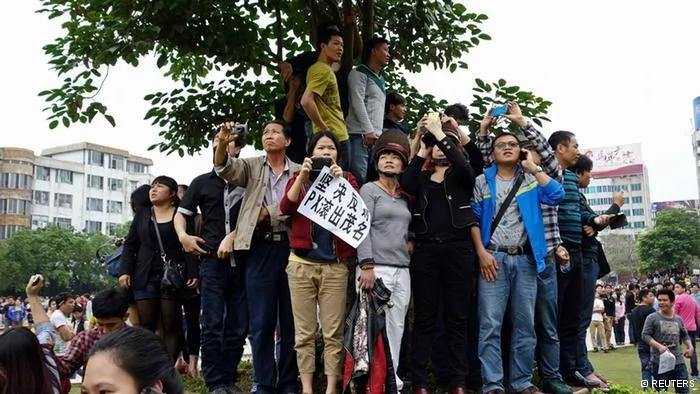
31, 275, 41, 286
519, 151, 528, 161
233, 123, 247, 134
491, 105, 509, 117
310, 157, 333, 181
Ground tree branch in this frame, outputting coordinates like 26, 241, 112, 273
323, 0, 342, 25
361, 0, 374, 44
274, 0, 283, 61
305, 0, 321, 44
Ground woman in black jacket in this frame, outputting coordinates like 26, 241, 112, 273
400, 116, 477, 394
119, 176, 198, 362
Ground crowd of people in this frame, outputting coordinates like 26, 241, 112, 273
1, 22, 695, 394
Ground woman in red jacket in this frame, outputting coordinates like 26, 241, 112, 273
280, 130, 359, 394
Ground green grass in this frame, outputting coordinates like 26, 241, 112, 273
588, 344, 696, 389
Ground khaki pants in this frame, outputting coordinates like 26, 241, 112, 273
589, 320, 608, 349
604, 316, 613, 346
286, 261, 348, 375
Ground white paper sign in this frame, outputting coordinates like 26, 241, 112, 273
297, 167, 370, 248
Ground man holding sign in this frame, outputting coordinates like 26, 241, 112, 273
279, 131, 360, 394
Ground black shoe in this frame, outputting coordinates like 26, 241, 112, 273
542, 379, 573, 394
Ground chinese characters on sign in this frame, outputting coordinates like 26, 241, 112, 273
297, 167, 370, 248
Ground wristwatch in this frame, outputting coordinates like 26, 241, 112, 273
531, 165, 543, 175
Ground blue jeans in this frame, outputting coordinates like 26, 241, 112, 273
638, 349, 652, 389
242, 240, 297, 394
653, 362, 690, 393
200, 256, 248, 391
576, 256, 600, 376
689, 331, 698, 376
346, 134, 369, 185
535, 254, 562, 381
478, 252, 538, 393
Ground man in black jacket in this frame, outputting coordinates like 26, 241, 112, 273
629, 289, 657, 388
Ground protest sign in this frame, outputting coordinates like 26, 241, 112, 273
297, 167, 370, 248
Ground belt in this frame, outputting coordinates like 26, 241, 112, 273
488, 245, 529, 255
253, 230, 288, 243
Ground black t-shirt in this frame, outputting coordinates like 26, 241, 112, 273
630, 304, 656, 351
625, 292, 637, 314
383, 118, 410, 135
178, 170, 244, 251
603, 297, 616, 317
422, 180, 469, 242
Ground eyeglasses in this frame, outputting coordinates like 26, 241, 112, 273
494, 141, 520, 150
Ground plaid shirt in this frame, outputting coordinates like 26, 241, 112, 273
476, 122, 563, 253
57, 328, 102, 378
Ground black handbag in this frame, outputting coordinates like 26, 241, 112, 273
151, 208, 185, 293
96, 240, 123, 278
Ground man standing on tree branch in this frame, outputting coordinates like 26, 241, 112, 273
301, 24, 350, 168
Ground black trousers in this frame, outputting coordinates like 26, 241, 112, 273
557, 245, 583, 378
410, 240, 474, 389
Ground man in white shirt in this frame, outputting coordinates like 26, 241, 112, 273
590, 289, 608, 353
49, 292, 76, 355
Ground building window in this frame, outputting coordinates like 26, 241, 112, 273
88, 150, 104, 166
632, 196, 643, 204
31, 215, 49, 229
623, 209, 631, 216
0, 199, 31, 215
109, 155, 124, 170
54, 193, 73, 208
87, 175, 104, 189
35, 166, 50, 181
56, 169, 73, 184
633, 221, 646, 229
633, 208, 645, 216
0, 225, 24, 240
108, 178, 123, 192
0, 173, 32, 189
33, 191, 49, 205
54, 217, 72, 230
107, 222, 121, 235
107, 201, 123, 214
127, 161, 146, 173
86, 198, 103, 212
130, 180, 139, 193
85, 220, 103, 233
631, 183, 642, 191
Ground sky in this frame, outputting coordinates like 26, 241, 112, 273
2, 1, 699, 202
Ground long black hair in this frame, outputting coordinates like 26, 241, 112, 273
87, 326, 183, 393
0, 328, 61, 394
306, 130, 342, 160
130, 184, 152, 213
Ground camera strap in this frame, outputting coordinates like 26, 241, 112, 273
490, 172, 524, 237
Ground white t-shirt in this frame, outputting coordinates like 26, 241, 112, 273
49, 309, 70, 355
592, 298, 605, 322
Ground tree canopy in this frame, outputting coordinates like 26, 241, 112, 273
0, 226, 116, 295
637, 209, 700, 274
38, 0, 551, 154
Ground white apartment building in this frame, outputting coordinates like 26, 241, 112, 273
580, 143, 653, 236
0, 143, 153, 239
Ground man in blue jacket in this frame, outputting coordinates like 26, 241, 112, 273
471, 132, 565, 394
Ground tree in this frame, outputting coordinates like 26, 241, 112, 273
637, 209, 700, 274
0, 226, 116, 294
37, 0, 551, 154
600, 233, 640, 276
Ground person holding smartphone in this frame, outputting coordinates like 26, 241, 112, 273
280, 130, 358, 394
400, 115, 476, 394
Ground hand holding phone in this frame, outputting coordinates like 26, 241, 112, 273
490, 105, 509, 117
310, 157, 333, 181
